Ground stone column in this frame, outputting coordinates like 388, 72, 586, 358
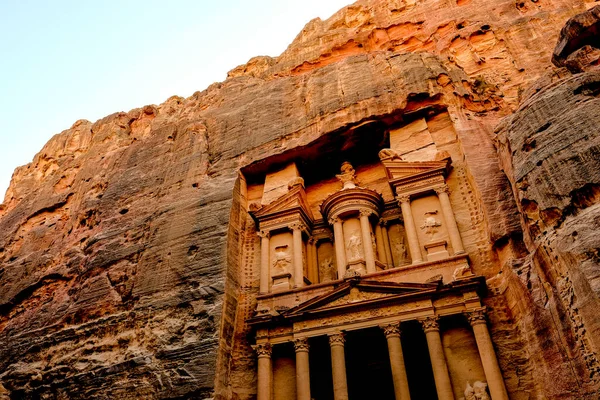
359, 209, 377, 274
294, 338, 311, 400
381, 221, 394, 268
397, 195, 423, 263
254, 343, 273, 400
258, 230, 271, 294
466, 308, 509, 400
330, 217, 347, 279
375, 222, 388, 265
382, 324, 411, 400
307, 237, 318, 284
290, 223, 305, 288
434, 185, 465, 254
329, 332, 349, 400
420, 316, 454, 400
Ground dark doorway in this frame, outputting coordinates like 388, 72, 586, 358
309, 335, 334, 400
345, 327, 395, 400
401, 320, 438, 399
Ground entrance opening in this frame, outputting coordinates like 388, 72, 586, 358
346, 327, 395, 400
309, 336, 334, 400
402, 320, 438, 399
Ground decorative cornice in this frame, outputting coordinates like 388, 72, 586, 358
294, 338, 309, 352
381, 323, 401, 338
252, 342, 272, 357
328, 332, 345, 346
257, 230, 270, 239
465, 307, 487, 326
434, 184, 451, 196
419, 316, 440, 332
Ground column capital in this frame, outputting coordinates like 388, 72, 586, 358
379, 219, 389, 227
381, 323, 401, 338
252, 342, 272, 358
328, 332, 345, 346
294, 338, 310, 352
465, 307, 487, 326
419, 316, 440, 333
288, 222, 308, 233
359, 208, 375, 218
434, 184, 451, 195
308, 236, 316, 245
328, 216, 342, 225
396, 194, 411, 204
257, 230, 270, 239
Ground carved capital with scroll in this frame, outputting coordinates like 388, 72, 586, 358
328, 332, 345, 347
434, 184, 451, 196
257, 230, 270, 239
293, 338, 309, 353
465, 307, 487, 326
359, 208, 374, 218
252, 342, 272, 358
419, 316, 440, 333
328, 216, 342, 225
396, 194, 411, 204
381, 323, 401, 338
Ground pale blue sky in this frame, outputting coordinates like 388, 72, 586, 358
0, 0, 351, 199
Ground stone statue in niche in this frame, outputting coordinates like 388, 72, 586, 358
420, 210, 442, 241
319, 258, 335, 282
395, 238, 408, 264
461, 381, 490, 400
336, 161, 357, 189
272, 245, 292, 273
346, 233, 362, 261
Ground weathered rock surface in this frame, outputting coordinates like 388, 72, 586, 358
0, 0, 597, 399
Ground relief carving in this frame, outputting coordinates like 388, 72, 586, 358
378, 148, 402, 161
394, 239, 408, 264
346, 233, 363, 261
319, 257, 335, 282
420, 210, 442, 241
272, 245, 292, 273
462, 381, 491, 400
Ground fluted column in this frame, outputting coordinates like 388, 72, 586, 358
466, 308, 509, 400
375, 222, 388, 265
290, 223, 305, 288
294, 338, 311, 400
330, 217, 347, 279
420, 316, 454, 400
258, 230, 271, 294
359, 209, 377, 274
382, 324, 411, 400
329, 332, 349, 400
397, 195, 423, 263
254, 343, 273, 400
381, 221, 394, 268
434, 185, 465, 254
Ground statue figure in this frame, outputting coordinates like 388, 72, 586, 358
319, 257, 334, 282
462, 382, 490, 400
378, 148, 402, 161
395, 239, 408, 263
272, 246, 292, 273
420, 211, 442, 241
346, 233, 362, 261
336, 161, 357, 189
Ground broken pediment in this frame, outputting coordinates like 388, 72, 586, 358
249, 181, 314, 231
380, 156, 451, 196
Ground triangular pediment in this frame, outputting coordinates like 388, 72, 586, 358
285, 279, 439, 318
250, 184, 314, 222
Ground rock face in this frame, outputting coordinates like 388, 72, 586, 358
0, 0, 598, 399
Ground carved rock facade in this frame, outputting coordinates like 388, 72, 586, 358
0, 1, 599, 399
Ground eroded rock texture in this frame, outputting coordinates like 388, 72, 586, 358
0, 0, 598, 399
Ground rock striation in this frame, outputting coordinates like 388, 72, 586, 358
0, 0, 598, 399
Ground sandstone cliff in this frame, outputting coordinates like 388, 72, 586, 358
0, 0, 598, 399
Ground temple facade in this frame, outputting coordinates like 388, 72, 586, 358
240, 113, 511, 400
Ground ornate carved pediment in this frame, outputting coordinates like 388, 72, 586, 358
249, 183, 314, 230
381, 158, 451, 196
284, 279, 439, 318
